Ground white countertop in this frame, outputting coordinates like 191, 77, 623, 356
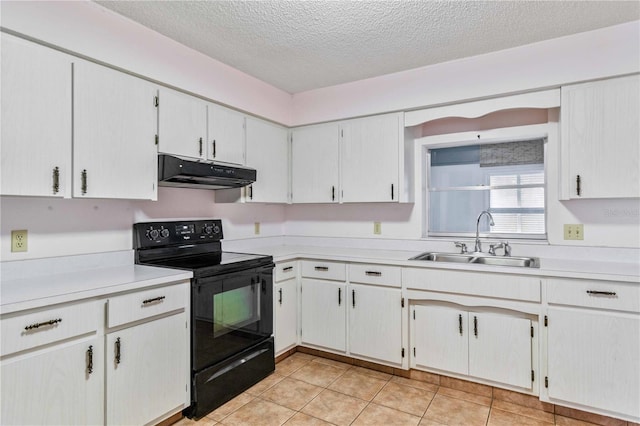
246, 244, 640, 283
2, 244, 637, 316
0, 252, 192, 315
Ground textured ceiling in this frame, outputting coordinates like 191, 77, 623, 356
95, 1, 640, 94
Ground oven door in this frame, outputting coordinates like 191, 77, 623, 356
192, 264, 273, 371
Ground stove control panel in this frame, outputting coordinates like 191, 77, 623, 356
133, 219, 224, 248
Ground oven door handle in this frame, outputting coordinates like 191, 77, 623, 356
204, 348, 270, 384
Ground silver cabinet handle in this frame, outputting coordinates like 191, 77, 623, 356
338, 288, 342, 305
212, 140, 216, 158
458, 314, 463, 335
25, 318, 62, 331
199, 137, 203, 156
282, 266, 293, 272
365, 271, 382, 277
473, 316, 478, 337
314, 266, 329, 272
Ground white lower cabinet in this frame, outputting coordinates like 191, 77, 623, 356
545, 278, 640, 420
1, 337, 103, 425
0, 299, 103, 425
0, 280, 190, 426
349, 283, 403, 365
348, 264, 404, 366
274, 261, 299, 355
106, 312, 188, 426
300, 278, 347, 352
413, 305, 468, 376
412, 305, 533, 390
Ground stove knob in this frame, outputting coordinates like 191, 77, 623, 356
213, 225, 220, 234
160, 229, 170, 238
203, 225, 213, 235
149, 229, 160, 240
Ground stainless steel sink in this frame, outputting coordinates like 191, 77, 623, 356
410, 252, 475, 263
409, 252, 539, 268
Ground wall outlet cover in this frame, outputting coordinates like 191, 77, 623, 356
11, 229, 28, 252
254, 222, 260, 235
373, 222, 382, 235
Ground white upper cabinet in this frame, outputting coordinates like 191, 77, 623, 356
158, 88, 207, 159
291, 123, 340, 203
245, 117, 289, 203
340, 113, 402, 203
1, 33, 72, 197
73, 60, 158, 200
207, 104, 245, 164
560, 74, 640, 199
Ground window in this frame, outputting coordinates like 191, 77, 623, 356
428, 139, 546, 239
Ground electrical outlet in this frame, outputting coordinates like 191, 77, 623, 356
254, 222, 260, 235
11, 229, 28, 252
564, 224, 584, 240
373, 222, 382, 235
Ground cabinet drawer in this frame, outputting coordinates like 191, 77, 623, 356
547, 278, 640, 312
349, 264, 401, 287
275, 261, 297, 283
107, 282, 187, 328
1, 300, 99, 356
301, 261, 346, 281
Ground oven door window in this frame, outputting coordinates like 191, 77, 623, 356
213, 284, 259, 337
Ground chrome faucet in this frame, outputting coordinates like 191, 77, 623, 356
474, 211, 495, 253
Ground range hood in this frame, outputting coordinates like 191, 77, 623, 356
158, 154, 256, 190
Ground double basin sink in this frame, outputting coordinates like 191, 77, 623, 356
410, 252, 540, 268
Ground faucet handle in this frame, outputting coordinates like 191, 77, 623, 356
488, 242, 504, 256
454, 241, 468, 254
503, 241, 511, 257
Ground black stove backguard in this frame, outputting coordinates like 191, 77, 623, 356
133, 220, 275, 420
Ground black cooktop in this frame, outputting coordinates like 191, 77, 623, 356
133, 220, 273, 277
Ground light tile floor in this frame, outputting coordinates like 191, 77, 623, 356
174, 352, 627, 426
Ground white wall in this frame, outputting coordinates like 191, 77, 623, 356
0, 0, 292, 125
0, 188, 286, 261
292, 21, 640, 125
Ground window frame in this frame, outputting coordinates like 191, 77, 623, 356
419, 127, 549, 241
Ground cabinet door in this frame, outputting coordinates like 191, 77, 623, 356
561, 75, 640, 199
349, 284, 402, 364
547, 307, 640, 418
73, 60, 158, 199
300, 278, 346, 352
158, 88, 207, 159
275, 278, 298, 355
1, 337, 103, 425
468, 312, 532, 389
291, 123, 340, 203
207, 104, 245, 164
412, 305, 468, 375
106, 313, 188, 426
340, 113, 401, 203
245, 117, 289, 203
1, 33, 72, 197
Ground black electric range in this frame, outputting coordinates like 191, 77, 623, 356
133, 220, 275, 419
